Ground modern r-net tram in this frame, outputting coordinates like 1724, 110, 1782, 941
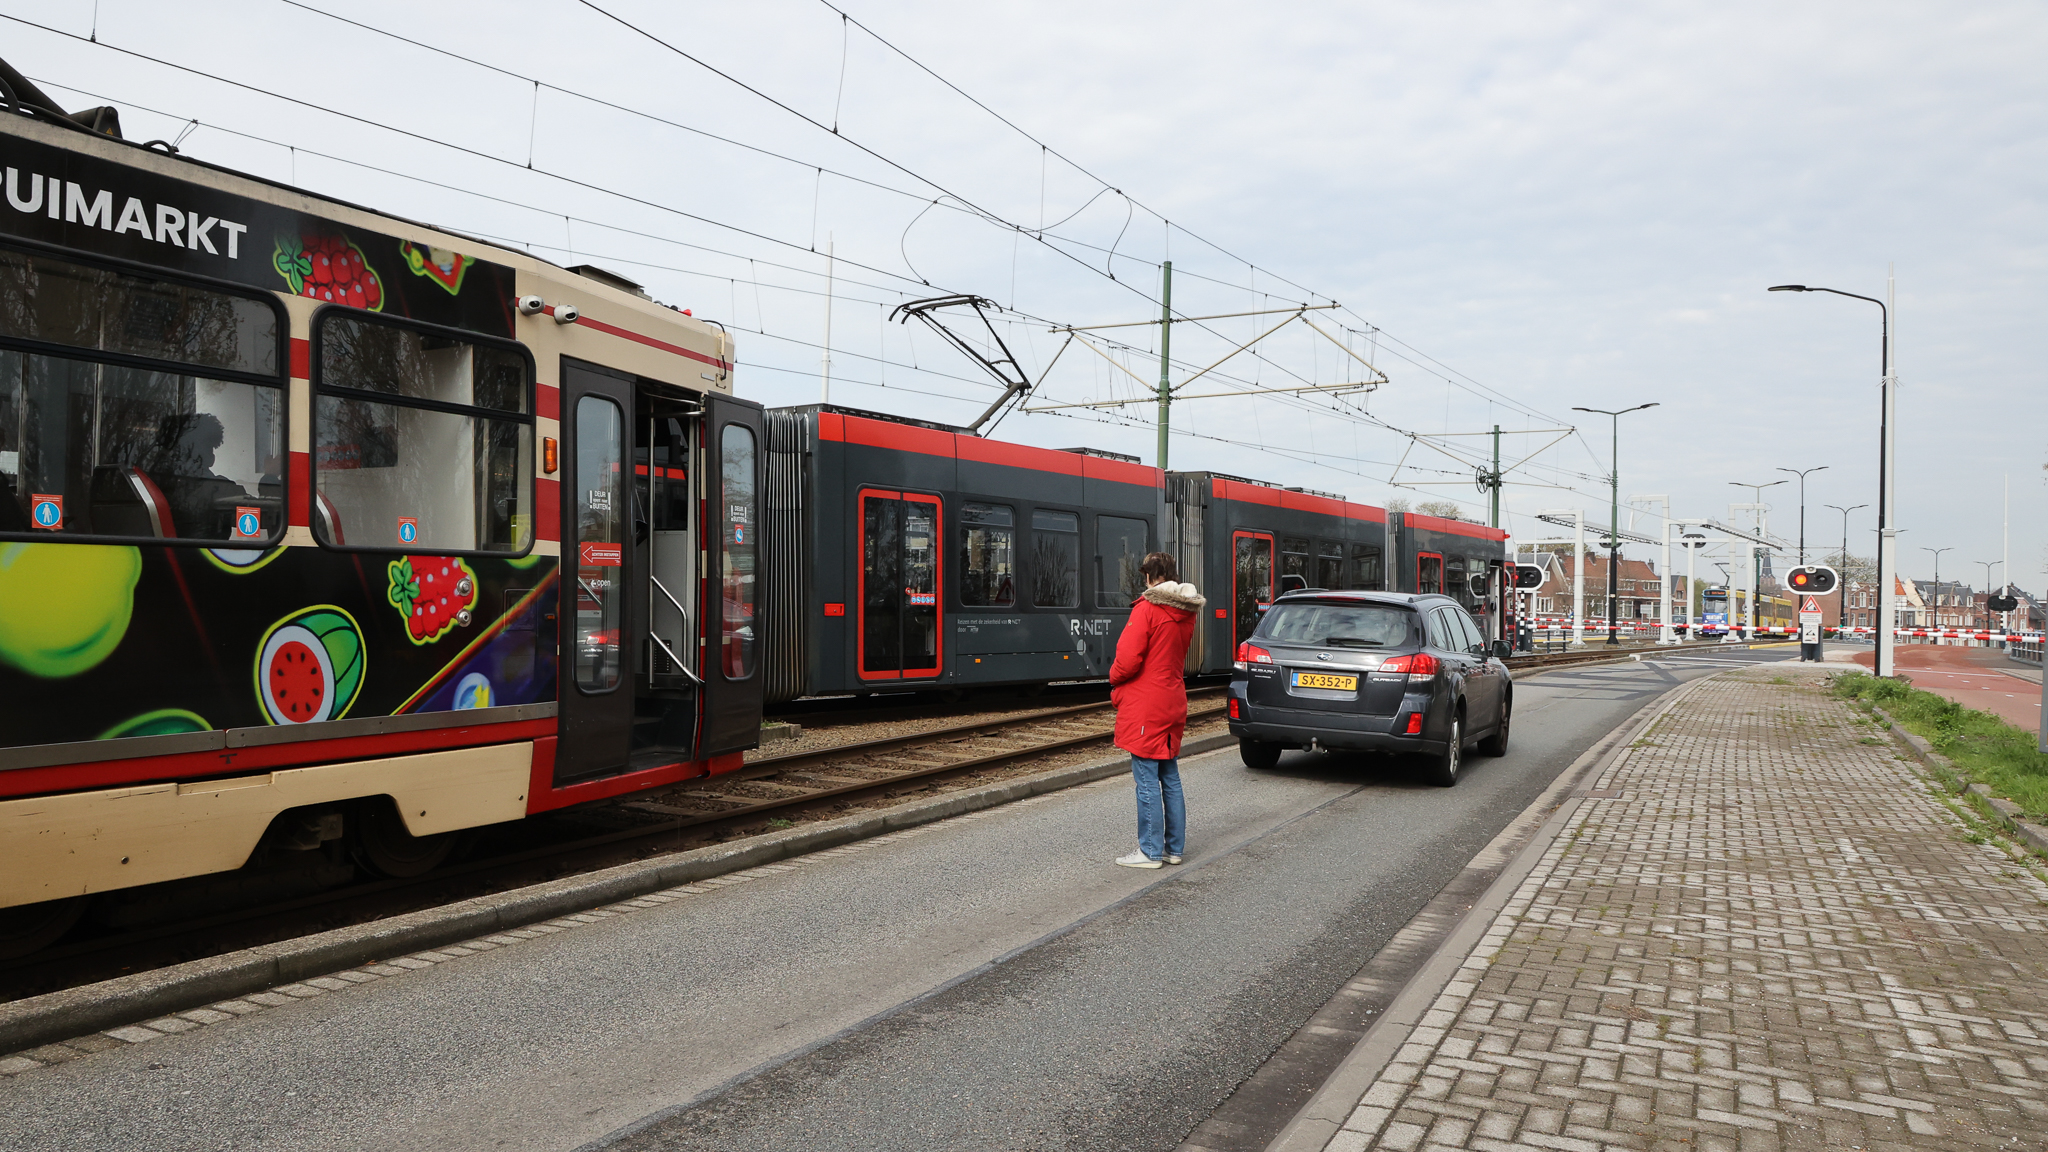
0, 94, 1511, 956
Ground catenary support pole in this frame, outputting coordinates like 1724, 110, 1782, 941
1491, 424, 1501, 528
1573, 512, 1586, 648
1156, 261, 1172, 469
820, 234, 835, 403
1877, 268, 1897, 678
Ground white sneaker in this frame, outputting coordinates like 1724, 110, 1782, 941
1164, 854, 1184, 865
1115, 851, 1164, 869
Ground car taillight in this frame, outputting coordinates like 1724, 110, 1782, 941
1377, 652, 1440, 679
1405, 712, 1424, 734
1228, 697, 1241, 719
1233, 642, 1272, 671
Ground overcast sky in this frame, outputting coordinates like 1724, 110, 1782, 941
10, 0, 2043, 588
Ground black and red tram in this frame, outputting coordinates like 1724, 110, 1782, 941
0, 100, 761, 954
760, 405, 1164, 700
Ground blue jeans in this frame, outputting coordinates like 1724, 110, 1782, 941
1130, 756, 1186, 860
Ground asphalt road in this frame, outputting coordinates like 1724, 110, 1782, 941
0, 646, 1796, 1152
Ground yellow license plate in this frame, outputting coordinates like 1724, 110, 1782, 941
1292, 672, 1358, 690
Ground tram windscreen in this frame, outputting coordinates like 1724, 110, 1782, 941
313, 312, 532, 553
0, 248, 284, 543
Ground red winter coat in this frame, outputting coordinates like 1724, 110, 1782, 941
1109, 581, 1204, 759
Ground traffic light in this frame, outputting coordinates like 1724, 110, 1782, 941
1512, 563, 1545, 590
1786, 565, 1839, 594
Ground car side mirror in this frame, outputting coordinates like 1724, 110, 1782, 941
1492, 640, 1512, 659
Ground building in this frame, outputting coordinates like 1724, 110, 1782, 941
1913, 580, 1975, 631
1842, 576, 1927, 630
1514, 551, 1688, 624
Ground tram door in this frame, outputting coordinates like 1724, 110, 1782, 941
1232, 530, 1274, 646
556, 361, 637, 784
858, 489, 943, 681
698, 392, 766, 756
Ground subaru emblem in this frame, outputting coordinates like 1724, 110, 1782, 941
1317, 652, 1331, 661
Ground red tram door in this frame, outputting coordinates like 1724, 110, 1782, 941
858, 489, 943, 681
1232, 530, 1274, 647
556, 361, 637, 784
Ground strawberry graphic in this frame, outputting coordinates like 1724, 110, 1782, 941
273, 231, 385, 311
386, 555, 477, 645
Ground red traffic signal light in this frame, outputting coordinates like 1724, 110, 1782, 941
1786, 565, 1838, 594
1512, 563, 1546, 590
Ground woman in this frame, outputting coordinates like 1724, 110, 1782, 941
1108, 552, 1205, 869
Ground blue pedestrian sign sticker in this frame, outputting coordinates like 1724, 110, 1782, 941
397, 516, 419, 544
30, 493, 62, 530
231, 505, 264, 541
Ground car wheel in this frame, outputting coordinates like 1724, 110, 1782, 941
1477, 698, 1511, 757
1425, 714, 1461, 787
1239, 737, 1283, 770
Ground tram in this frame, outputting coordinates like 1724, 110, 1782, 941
0, 73, 1516, 957
0, 96, 761, 953
758, 406, 1513, 699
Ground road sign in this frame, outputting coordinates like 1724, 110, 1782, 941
1800, 621, 1821, 644
1802, 596, 1821, 615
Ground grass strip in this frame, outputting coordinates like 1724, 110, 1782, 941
1832, 670, 2048, 818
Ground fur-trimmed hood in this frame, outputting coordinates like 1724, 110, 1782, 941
1141, 581, 1206, 612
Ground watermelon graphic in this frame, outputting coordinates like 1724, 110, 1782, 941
204, 546, 285, 575
273, 230, 385, 311
254, 606, 365, 726
387, 555, 477, 645
399, 239, 473, 296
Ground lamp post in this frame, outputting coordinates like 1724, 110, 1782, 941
1770, 281, 1895, 676
1572, 402, 1660, 646
1977, 560, 2001, 635
1921, 546, 1951, 636
1730, 480, 1786, 639
1825, 503, 1867, 628
1776, 465, 1828, 565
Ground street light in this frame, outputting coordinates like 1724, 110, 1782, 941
1977, 560, 2002, 633
1921, 546, 1952, 629
1825, 503, 1868, 629
1572, 402, 1660, 647
1776, 465, 1828, 565
1770, 281, 1896, 676
1729, 479, 1787, 639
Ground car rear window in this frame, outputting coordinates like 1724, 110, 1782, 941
1260, 602, 1412, 648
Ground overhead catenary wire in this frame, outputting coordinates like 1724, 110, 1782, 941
18, 9, 1586, 509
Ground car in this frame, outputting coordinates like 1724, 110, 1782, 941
1224, 590, 1513, 786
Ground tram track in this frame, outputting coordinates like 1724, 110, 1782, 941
1, 691, 1225, 1002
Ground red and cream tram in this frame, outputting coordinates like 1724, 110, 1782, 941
0, 95, 761, 954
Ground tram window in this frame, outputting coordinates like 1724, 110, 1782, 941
1233, 533, 1274, 646
1418, 553, 1443, 594
1280, 536, 1310, 584
1447, 555, 1474, 608
1316, 540, 1343, 590
572, 395, 624, 693
313, 312, 532, 553
1030, 509, 1079, 608
960, 502, 1016, 607
720, 424, 757, 679
0, 247, 278, 375
1346, 544, 1384, 590
0, 249, 285, 543
1095, 515, 1149, 609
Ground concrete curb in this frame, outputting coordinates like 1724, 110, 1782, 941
1867, 703, 2048, 859
0, 731, 1234, 1055
1257, 672, 1720, 1152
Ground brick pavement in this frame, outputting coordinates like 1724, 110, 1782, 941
1321, 666, 2048, 1151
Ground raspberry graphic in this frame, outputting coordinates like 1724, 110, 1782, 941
386, 555, 477, 645
273, 231, 385, 311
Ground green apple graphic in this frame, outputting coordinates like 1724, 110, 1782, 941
0, 542, 142, 678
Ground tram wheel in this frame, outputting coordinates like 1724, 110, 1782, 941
0, 895, 90, 960
350, 800, 458, 879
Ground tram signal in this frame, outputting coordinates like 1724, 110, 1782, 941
1989, 593, 2019, 613
1512, 563, 1545, 590
1785, 565, 1838, 594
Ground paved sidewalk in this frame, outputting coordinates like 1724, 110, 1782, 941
1318, 665, 2048, 1151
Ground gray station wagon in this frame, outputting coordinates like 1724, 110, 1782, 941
1225, 590, 1512, 786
